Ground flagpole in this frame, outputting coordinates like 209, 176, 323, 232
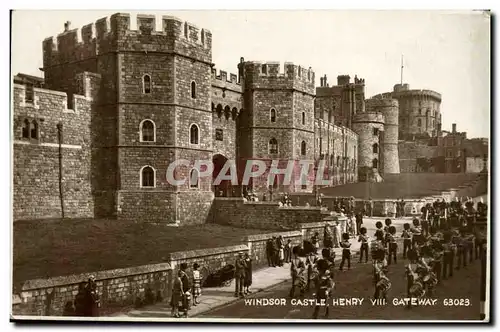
400, 54, 404, 85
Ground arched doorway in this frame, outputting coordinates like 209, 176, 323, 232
213, 154, 233, 197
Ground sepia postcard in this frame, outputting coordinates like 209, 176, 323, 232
10, 9, 491, 323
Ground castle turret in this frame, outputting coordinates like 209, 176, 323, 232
352, 111, 385, 182
366, 98, 400, 175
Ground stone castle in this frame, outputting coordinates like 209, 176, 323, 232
14, 12, 483, 224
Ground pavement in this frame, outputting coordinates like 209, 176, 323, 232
111, 217, 412, 319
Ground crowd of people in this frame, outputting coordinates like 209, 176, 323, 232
63, 276, 100, 317
286, 198, 487, 319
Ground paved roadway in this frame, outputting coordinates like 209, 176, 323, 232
200, 225, 482, 321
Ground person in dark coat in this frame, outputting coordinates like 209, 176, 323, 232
234, 252, 247, 297
179, 263, 191, 317
266, 238, 274, 267
86, 276, 100, 317
73, 281, 88, 316
244, 253, 253, 294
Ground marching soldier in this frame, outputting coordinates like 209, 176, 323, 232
373, 247, 390, 300
442, 231, 455, 279
387, 226, 398, 265
402, 223, 412, 259
312, 259, 334, 319
289, 246, 306, 298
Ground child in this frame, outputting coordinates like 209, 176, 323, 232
358, 227, 369, 263
402, 223, 412, 259
339, 233, 351, 271
192, 263, 202, 306
387, 226, 398, 265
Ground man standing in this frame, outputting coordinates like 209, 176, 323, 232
234, 252, 247, 298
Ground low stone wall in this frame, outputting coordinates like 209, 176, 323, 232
12, 262, 173, 317
245, 231, 302, 268
212, 198, 324, 230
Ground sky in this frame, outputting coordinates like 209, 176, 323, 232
10, 10, 491, 138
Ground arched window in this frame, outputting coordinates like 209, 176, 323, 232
140, 119, 155, 142
269, 138, 278, 154
373, 143, 379, 154
30, 120, 38, 139
143, 75, 151, 94
336, 156, 340, 166
190, 124, 199, 144
140, 166, 155, 188
191, 81, 196, 99
302, 112, 306, 125
270, 108, 276, 123
372, 158, 379, 169
22, 119, 30, 138
301, 141, 306, 156
417, 118, 422, 127
189, 169, 199, 189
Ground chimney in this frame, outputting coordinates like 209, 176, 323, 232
64, 21, 71, 32
324, 75, 328, 87
452, 123, 457, 133
320, 77, 324, 87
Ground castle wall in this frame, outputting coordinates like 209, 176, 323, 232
13, 78, 94, 220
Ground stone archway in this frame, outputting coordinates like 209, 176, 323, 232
213, 154, 232, 197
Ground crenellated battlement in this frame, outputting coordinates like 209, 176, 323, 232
241, 61, 315, 95
352, 111, 385, 124
212, 68, 240, 85
373, 89, 441, 102
43, 13, 213, 69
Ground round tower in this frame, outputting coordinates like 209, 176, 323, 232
352, 111, 385, 182
366, 98, 400, 174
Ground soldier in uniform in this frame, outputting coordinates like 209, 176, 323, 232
339, 233, 352, 271
402, 223, 412, 259
373, 247, 390, 300
358, 227, 369, 263
387, 226, 398, 265
442, 231, 455, 279
312, 259, 334, 319
289, 246, 306, 298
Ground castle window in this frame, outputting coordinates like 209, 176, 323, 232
22, 119, 30, 138
190, 124, 199, 144
301, 141, 306, 156
189, 169, 200, 189
184, 22, 189, 38
337, 156, 340, 166
330, 154, 334, 166
191, 81, 197, 99
418, 119, 422, 127
30, 120, 38, 139
140, 119, 155, 142
372, 158, 379, 169
373, 128, 379, 136
261, 64, 267, 74
269, 138, 278, 154
302, 112, 306, 125
373, 143, 379, 154
143, 75, 151, 94
215, 128, 223, 141
140, 166, 156, 188
270, 108, 276, 123
25, 84, 34, 103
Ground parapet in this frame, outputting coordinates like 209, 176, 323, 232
241, 61, 315, 94
352, 111, 385, 124
365, 98, 399, 109
211, 68, 242, 93
43, 13, 213, 68
394, 89, 442, 102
